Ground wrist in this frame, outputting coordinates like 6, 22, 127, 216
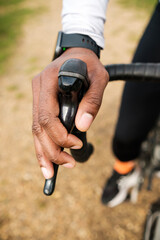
53, 31, 101, 60
62, 47, 98, 59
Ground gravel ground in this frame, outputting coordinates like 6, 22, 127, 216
0, 1, 159, 239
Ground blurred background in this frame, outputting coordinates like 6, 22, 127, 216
0, 0, 159, 239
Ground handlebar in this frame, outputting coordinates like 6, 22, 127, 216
43, 59, 160, 196
105, 63, 160, 82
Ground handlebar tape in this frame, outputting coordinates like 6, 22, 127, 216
105, 63, 160, 82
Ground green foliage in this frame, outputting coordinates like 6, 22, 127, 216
6, 84, 19, 92
0, 8, 34, 73
0, 0, 37, 74
0, 0, 24, 6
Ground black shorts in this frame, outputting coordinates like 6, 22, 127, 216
112, 3, 160, 162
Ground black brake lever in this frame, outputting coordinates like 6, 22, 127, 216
43, 58, 91, 196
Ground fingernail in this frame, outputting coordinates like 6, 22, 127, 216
78, 113, 93, 131
71, 143, 83, 150
62, 163, 74, 168
41, 167, 51, 179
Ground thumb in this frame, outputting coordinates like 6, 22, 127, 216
75, 74, 107, 132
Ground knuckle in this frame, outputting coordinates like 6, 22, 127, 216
102, 69, 109, 82
41, 66, 58, 82
91, 67, 108, 86
48, 150, 61, 165
58, 135, 68, 147
50, 157, 59, 165
86, 93, 101, 110
38, 111, 51, 128
37, 153, 44, 166
102, 70, 109, 85
97, 69, 108, 85
32, 123, 42, 135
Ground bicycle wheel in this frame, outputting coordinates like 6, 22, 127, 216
143, 199, 160, 240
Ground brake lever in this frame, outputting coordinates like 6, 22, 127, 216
43, 58, 89, 196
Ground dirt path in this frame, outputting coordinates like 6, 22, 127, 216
0, 1, 159, 240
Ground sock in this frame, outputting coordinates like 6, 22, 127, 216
113, 159, 135, 175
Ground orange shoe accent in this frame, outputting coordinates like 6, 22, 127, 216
113, 159, 135, 175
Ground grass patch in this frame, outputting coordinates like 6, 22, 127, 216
16, 92, 25, 99
6, 84, 19, 92
0, 0, 43, 74
0, 0, 24, 6
118, 0, 157, 12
